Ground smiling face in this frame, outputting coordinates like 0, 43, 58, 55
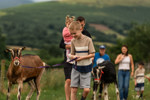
121, 46, 128, 55
69, 21, 82, 39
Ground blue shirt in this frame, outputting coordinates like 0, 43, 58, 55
93, 52, 110, 68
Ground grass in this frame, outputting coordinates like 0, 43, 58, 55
1, 68, 150, 100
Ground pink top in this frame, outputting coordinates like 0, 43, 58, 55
62, 27, 73, 43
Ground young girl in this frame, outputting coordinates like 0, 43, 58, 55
62, 15, 75, 62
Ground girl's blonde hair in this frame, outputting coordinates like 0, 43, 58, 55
65, 15, 75, 24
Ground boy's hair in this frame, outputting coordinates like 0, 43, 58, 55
65, 15, 75, 24
76, 16, 85, 22
138, 61, 144, 66
69, 21, 81, 31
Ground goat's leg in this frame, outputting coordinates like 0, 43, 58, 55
92, 82, 98, 100
34, 69, 45, 100
115, 82, 120, 100
98, 83, 103, 100
7, 81, 12, 100
26, 80, 36, 100
17, 81, 23, 100
103, 84, 108, 100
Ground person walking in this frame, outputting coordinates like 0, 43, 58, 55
69, 21, 95, 100
115, 45, 134, 100
59, 16, 91, 100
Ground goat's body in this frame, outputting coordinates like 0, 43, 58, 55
7, 54, 45, 100
92, 61, 120, 100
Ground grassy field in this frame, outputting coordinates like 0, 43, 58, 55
1, 68, 150, 100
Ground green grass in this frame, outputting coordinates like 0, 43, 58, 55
1, 68, 150, 100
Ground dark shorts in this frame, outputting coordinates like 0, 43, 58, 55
135, 83, 144, 91
64, 62, 73, 80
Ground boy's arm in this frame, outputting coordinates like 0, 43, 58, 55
76, 53, 95, 61
134, 70, 137, 85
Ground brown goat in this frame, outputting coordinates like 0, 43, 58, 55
6, 47, 45, 100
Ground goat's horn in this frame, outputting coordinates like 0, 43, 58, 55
98, 66, 105, 69
5, 49, 13, 52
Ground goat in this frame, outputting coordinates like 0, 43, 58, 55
6, 47, 45, 100
92, 61, 120, 100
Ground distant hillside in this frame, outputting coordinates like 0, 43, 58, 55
0, 0, 33, 9
0, 1, 150, 48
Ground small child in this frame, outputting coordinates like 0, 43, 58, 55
134, 62, 145, 99
62, 15, 75, 62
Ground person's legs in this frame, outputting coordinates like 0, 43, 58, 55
70, 68, 80, 100
65, 79, 71, 100
118, 70, 124, 100
82, 88, 90, 100
80, 72, 91, 100
124, 71, 130, 100
64, 63, 73, 100
71, 87, 78, 100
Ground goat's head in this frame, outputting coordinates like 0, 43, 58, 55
6, 47, 25, 66
92, 66, 105, 84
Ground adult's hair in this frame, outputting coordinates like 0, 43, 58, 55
122, 45, 128, 56
76, 16, 85, 22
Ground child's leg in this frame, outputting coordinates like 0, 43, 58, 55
82, 88, 90, 99
71, 87, 78, 100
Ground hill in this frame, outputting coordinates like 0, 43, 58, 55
0, 1, 150, 48
0, 0, 33, 9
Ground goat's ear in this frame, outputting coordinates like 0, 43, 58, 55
21, 47, 26, 51
5, 49, 11, 52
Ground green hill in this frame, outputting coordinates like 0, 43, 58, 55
0, 1, 150, 48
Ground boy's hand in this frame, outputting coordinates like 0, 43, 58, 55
76, 56, 84, 61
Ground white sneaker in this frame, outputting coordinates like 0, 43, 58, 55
135, 95, 140, 99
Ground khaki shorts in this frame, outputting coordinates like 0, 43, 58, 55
70, 68, 91, 89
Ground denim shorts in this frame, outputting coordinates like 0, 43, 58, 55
70, 68, 91, 88
135, 83, 144, 91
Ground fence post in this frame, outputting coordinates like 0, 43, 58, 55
0, 60, 5, 93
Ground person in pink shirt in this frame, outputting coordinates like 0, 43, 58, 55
62, 15, 75, 62
62, 15, 75, 100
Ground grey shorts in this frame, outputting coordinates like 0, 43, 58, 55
70, 68, 91, 89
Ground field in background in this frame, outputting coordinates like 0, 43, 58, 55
62, 0, 150, 7
0, 68, 150, 100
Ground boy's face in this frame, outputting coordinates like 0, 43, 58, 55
70, 29, 82, 39
138, 64, 143, 69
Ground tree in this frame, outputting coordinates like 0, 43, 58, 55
0, 28, 7, 60
125, 23, 150, 62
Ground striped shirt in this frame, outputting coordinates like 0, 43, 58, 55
134, 68, 145, 83
71, 35, 95, 72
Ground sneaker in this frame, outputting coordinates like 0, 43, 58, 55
135, 95, 140, 99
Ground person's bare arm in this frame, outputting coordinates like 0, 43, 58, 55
115, 54, 125, 64
129, 54, 134, 77
76, 53, 95, 61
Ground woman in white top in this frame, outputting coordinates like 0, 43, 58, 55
115, 45, 134, 100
